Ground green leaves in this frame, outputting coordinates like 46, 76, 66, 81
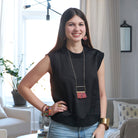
0, 58, 18, 77
0, 57, 34, 90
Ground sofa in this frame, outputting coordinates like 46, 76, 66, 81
0, 97, 31, 138
105, 98, 138, 138
0, 129, 7, 138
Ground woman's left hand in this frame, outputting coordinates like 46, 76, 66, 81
92, 124, 105, 138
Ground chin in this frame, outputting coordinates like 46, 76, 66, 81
72, 38, 82, 42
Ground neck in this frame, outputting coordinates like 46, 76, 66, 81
66, 41, 83, 53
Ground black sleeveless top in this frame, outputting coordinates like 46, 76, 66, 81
48, 46, 104, 127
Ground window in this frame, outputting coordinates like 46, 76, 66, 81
1, 0, 19, 104
2, 0, 80, 104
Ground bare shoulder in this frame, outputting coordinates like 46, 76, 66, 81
42, 54, 50, 65
35, 54, 51, 74
97, 59, 105, 76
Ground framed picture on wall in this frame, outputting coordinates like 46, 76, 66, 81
120, 20, 132, 52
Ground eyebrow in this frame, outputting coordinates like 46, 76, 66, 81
67, 21, 84, 24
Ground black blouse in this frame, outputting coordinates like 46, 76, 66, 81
48, 46, 104, 127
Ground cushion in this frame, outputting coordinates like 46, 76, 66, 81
0, 105, 8, 119
113, 101, 138, 128
112, 101, 121, 127
118, 103, 138, 128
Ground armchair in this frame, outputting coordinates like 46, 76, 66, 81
0, 97, 31, 138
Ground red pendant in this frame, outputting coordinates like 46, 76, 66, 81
77, 91, 87, 99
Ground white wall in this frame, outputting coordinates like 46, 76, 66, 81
120, 0, 138, 98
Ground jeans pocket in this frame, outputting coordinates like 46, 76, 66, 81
47, 120, 78, 138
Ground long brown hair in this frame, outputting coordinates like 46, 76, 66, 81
50, 8, 93, 53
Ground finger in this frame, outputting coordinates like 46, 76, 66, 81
57, 104, 67, 111
61, 104, 68, 110
58, 108, 66, 112
56, 102, 68, 113
92, 132, 96, 138
57, 101, 68, 109
60, 105, 67, 111
57, 101, 67, 105
57, 103, 67, 108
57, 103, 62, 107
91, 135, 95, 138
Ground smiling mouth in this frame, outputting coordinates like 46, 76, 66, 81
72, 33, 81, 37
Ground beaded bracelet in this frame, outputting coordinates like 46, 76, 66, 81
42, 106, 52, 117
41, 104, 47, 112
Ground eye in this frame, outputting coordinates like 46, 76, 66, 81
68, 23, 74, 26
79, 23, 84, 26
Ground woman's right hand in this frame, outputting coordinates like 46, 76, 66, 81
50, 101, 68, 116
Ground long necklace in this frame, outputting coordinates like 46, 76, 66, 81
67, 48, 87, 99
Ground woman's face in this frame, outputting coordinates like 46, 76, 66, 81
65, 15, 86, 43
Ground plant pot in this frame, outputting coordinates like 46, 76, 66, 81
12, 90, 26, 106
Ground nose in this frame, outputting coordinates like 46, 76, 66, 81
74, 25, 79, 31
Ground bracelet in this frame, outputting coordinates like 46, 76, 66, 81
99, 118, 110, 130
41, 104, 47, 112
42, 106, 52, 117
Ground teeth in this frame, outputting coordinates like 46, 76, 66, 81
73, 33, 80, 36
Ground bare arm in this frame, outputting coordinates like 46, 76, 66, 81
93, 59, 107, 138
18, 55, 67, 115
97, 59, 107, 119
18, 55, 52, 111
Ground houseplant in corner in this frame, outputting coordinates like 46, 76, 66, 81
0, 57, 34, 106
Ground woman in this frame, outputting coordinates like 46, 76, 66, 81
18, 8, 109, 138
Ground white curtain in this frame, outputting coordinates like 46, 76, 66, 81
80, 0, 121, 98
0, 0, 4, 58
0, 0, 18, 100
0, 0, 4, 98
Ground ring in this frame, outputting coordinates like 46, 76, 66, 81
58, 104, 62, 107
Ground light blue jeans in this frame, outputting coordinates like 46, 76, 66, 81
47, 119, 99, 138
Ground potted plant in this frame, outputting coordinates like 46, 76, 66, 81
0, 57, 34, 106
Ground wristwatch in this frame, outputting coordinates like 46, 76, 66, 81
99, 118, 110, 130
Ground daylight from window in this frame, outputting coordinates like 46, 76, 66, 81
2, 0, 80, 105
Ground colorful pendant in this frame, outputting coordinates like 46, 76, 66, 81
77, 91, 87, 99
76, 86, 87, 99
67, 50, 87, 99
